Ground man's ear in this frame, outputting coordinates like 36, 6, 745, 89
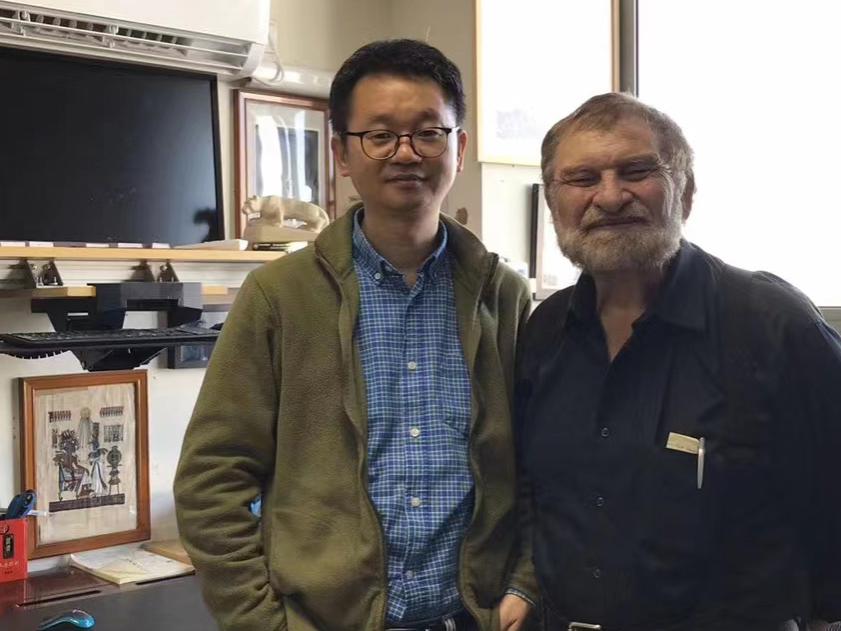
331, 134, 351, 177
456, 129, 468, 173
681, 171, 695, 221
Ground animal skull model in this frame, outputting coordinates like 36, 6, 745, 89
242, 195, 330, 233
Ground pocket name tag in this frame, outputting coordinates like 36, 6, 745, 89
666, 432, 700, 454
666, 432, 706, 489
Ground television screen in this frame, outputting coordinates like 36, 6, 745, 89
0, 47, 223, 245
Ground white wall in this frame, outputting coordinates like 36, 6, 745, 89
388, 0, 483, 237
274, 0, 389, 71
480, 163, 540, 269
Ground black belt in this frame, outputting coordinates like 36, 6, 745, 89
544, 610, 803, 631
549, 621, 802, 631
542, 599, 806, 631
386, 609, 476, 631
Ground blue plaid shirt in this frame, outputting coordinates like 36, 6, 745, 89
352, 212, 474, 624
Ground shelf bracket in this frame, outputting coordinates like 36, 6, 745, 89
24, 259, 64, 288
157, 262, 179, 283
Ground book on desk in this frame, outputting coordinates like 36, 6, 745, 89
69, 546, 193, 585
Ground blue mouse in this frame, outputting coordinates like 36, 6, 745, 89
36, 608, 95, 630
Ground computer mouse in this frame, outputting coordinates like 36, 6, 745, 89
36, 608, 95, 630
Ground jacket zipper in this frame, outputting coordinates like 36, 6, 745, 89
316, 252, 390, 629
457, 252, 499, 625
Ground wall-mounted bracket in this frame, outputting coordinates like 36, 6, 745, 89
24, 260, 64, 288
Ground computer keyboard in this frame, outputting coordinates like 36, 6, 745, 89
0, 325, 219, 348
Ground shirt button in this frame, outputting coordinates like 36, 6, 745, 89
373, 272, 382, 280
405, 570, 414, 580
409, 427, 421, 438
592, 568, 602, 579
407, 361, 418, 371
410, 497, 422, 508
595, 496, 605, 508
600, 427, 610, 438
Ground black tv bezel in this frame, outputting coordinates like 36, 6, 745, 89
0, 44, 226, 245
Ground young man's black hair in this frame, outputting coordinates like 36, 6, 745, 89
328, 39, 466, 134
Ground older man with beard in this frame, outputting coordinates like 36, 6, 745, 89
515, 93, 841, 631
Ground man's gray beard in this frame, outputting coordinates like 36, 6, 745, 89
556, 209, 683, 274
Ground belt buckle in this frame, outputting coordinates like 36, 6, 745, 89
568, 623, 602, 631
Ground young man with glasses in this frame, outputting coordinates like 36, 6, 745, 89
174, 39, 537, 631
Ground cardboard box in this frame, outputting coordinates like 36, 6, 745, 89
0, 518, 28, 583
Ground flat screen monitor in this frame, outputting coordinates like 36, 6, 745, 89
0, 46, 223, 245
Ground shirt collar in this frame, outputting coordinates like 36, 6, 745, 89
567, 240, 709, 332
649, 240, 708, 331
351, 208, 449, 284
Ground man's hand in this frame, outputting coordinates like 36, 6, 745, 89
498, 593, 533, 631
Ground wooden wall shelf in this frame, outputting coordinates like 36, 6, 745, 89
1, 285, 230, 299
0, 246, 285, 298
0, 246, 280, 263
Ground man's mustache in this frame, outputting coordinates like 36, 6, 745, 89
579, 204, 649, 232
383, 169, 426, 181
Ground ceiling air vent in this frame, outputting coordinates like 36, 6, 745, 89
0, 5, 255, 75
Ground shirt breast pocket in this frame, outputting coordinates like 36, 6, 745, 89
436, 395, 470, 438
434, 361, 471, 438
705, 433, 774, 532
636, 443, 718, 606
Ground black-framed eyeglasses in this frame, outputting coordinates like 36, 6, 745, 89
341, 126, 456, 160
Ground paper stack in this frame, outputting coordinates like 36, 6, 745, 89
69, 546, 194, 585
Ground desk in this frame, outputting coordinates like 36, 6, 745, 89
1, 574, 215, 630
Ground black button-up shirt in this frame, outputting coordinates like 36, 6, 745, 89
516, 242, 841, 628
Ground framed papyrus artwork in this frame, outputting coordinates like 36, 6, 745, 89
19, 370, 150, 558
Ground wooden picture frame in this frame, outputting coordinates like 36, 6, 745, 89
235, 89, 335, 237
530, 184, 580, 300
19, 370, 150, 558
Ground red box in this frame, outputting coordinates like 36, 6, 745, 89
0, 518, 28, 583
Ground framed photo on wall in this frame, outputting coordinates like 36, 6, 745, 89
19, 370, 150, 558
235, 89, 335, 237
530, 184, 580, 300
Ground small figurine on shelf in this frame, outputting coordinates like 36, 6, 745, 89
241, 196, 330, 249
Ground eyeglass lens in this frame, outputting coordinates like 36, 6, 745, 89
362, 128, 449, 159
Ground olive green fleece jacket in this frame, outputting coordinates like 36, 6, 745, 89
173, 210, 537, 631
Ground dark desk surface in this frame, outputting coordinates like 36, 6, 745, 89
1, 574, 216, 630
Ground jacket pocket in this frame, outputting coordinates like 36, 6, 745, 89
267, 507, 382, 630
283, 595, 321, 631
